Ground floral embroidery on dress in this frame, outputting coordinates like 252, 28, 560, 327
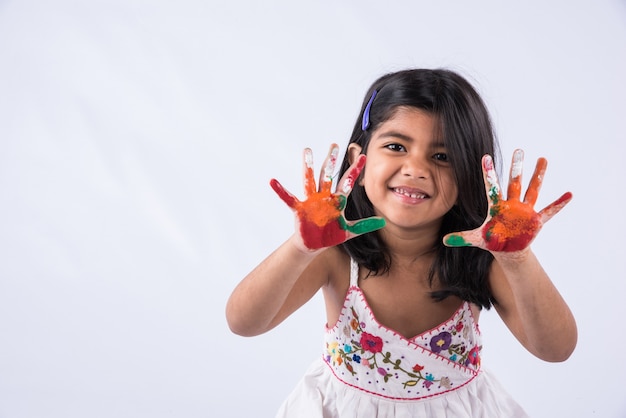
425, 310, 482, 369
323, 262, 484, 400
326, 307, 456, 391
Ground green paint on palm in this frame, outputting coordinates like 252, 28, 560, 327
445, 235, 472, 247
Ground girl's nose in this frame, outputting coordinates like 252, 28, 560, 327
402, 156, 430, 179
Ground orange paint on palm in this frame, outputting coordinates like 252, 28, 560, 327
300, 162, 342, 226
484, 200, 541, 251
299, 192, 341, 226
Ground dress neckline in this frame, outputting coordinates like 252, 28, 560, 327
347, 258, 474, 342
352, 285, 470, 342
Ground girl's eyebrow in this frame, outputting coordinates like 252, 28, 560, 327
377, 131, 447, 148
377, 131, 414, 142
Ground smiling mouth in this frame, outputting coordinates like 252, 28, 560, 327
392, 187, 429, 199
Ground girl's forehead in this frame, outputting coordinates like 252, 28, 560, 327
377, 106, 441, 131
374, 107, 438, 135
382, 105, 435, 121
367, 106, 446, 149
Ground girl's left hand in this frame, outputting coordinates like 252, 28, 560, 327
443, 149, 572, 253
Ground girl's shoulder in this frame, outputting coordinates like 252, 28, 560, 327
316, 246, 353, 327
314, 246, 351, 285
302, 246, 352, 303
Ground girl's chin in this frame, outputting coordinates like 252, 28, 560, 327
379, 217, 442, 232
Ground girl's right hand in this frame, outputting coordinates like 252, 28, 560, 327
270, 143, 386, 251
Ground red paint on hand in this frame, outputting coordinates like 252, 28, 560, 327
270, 144, 384, 251
483, 201, 542, 252
444, 150, 572, 254
300, 192, 342, 226
300, 218, 348, 249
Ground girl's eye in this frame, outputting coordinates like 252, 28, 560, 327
433, 152, 449, 162
385, 143, 406, 152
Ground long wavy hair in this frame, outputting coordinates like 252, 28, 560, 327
338, 69, 500, 309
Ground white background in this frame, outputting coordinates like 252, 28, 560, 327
1, 1, 625, 417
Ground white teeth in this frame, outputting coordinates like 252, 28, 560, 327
394, 188, 426, 199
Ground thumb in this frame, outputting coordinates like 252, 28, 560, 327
443, 230, 481, 248
343, 216, 386, 236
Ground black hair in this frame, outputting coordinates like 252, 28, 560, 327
338, 68, 500, 309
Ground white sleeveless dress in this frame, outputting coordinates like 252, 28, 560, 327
276, 258, 528, 417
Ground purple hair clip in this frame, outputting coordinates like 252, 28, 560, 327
361, 89, 378, 131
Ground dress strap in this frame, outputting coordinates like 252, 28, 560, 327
349, 258, 359, 287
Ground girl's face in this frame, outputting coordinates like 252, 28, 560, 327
350, 106, 458, 233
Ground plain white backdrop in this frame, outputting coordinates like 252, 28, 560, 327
1, 1, 625, 417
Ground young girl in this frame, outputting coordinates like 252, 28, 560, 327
226, 69, 577, 417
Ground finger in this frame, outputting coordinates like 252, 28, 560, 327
319, 143, 340, 193
507, 149, 524, 201
303, 148, 317, 197
336, 154, 366, 196
538, 191, 572, 224
524, 157, 548, 206
270, 178, 300, 210
443, 229, 483, 248
344, 216, 386, 236
482, 154, 502, 206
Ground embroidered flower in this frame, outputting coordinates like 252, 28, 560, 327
325, 305, 472, 395
350, 318, 359, 331
439, 376, 452, 389
463, 325, 470, 339
327, 341, 339, 356
455, 321, 464, 333
360, 332, 384, 353
430, 331, 452, 353
412, 364, 424, 372
423, 373, 435, 389
327, 342, 341, 364
343, 325, 351, 338
467, 346, 481, 366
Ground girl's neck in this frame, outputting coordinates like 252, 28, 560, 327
379, 223, 440, 267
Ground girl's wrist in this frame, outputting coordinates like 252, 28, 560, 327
491, 247, 534, 270
288, 234, 324, 257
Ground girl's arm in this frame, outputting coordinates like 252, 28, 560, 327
444, 149, 577, 361
226, 144, 385, 337
489, 250, 577, 361
225, 237, 327, 337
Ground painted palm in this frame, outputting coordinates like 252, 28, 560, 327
444, 149, 572, 253
270, 144, 386, 251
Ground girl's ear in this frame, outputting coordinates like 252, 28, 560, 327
347, 143, 363, 165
